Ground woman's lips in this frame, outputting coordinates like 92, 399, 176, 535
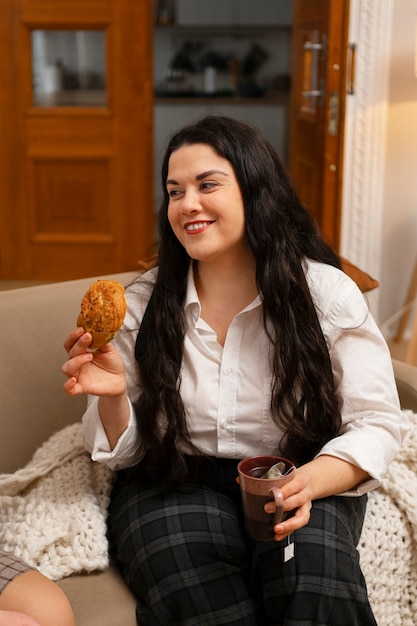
184, 221, 213, 234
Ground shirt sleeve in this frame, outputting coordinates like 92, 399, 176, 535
315, 275, 410, 495
82, 395, 142, 470
80, 269, 156, 469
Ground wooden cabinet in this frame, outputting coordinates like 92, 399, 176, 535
289, 0, 349, 250
0, 0, 155, 281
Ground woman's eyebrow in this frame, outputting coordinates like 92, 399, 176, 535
196, 169, 228, 180
166, 169, 229, 186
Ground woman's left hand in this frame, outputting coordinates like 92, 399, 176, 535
264, 468, 313, 541
264, 455, 371, 541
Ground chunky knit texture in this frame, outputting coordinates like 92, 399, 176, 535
359, 409, 417, 625
0, 413, 415, 626
0, 423, 113, 580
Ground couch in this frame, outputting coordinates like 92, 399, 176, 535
0, 272, 417, 626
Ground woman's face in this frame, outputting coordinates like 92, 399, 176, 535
166, 143, 250, 267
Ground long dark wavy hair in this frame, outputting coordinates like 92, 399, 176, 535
133, 115, 342, 484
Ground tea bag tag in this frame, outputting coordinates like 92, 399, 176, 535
284, 534, 295, 562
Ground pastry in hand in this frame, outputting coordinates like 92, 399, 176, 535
77, 279, 127, 349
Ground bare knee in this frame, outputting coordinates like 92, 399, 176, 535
0, 571, 75, 626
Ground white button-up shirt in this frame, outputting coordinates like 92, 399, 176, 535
82, 260, 409, 496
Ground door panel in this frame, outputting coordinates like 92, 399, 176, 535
0, 0, 154, 280
289, 0, 349, 251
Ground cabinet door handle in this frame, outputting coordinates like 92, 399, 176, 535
346, 43, 356, 95
302, 89, 322, 98
328, 91, 339, 135
303, 42, 324, 51
302, 37, 326, 101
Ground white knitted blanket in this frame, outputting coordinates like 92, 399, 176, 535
0, 423, 113, 581
359, 409, 417, 626
0, 413, 416, 626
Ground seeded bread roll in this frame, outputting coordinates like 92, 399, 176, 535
77, 279, 127, 349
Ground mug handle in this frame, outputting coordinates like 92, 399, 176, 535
269, 486, 284, 525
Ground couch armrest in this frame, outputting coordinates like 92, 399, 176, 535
392, 358, 417, 412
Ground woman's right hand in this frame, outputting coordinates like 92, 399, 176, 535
62, 327, 127, 398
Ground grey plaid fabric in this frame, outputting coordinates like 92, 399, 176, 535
0, 549, 34, 594
253, 496, 377, 625
108, 458, 376, 625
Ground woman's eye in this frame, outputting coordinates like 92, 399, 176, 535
168, 189, 182, 198
200, 181, 217, 191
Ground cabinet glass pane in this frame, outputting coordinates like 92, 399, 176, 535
31, 30, 106, 107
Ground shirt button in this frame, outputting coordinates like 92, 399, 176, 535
222, 421, 229, 430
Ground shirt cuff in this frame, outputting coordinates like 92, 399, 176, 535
82, 396, 140, 470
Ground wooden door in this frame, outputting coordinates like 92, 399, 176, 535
289, 0, 349, 250
0, 0, 154, 281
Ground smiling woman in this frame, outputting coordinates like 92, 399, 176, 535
62, 115, 408, 625
166, 144, 249, 271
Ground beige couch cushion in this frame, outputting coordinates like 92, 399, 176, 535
58, 567, 136, 626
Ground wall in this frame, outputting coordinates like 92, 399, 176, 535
379, 0, 417, 336
341, 0, 417, 338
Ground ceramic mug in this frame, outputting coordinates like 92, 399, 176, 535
237, 455, 295, 541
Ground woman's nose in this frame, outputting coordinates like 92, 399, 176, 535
180, 189, 202, 214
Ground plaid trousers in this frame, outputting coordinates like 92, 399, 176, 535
0, 549, 34, 594
108, 457, 377, 626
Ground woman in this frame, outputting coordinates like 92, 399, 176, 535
0, 549, 75, 626
62, 115, 408, 625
